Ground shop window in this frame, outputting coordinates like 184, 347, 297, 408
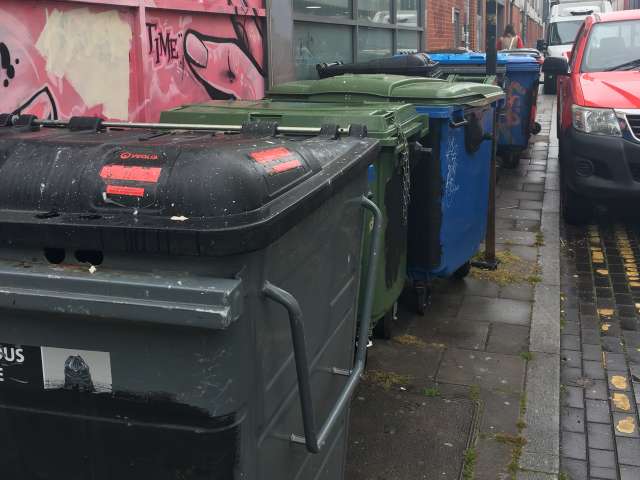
294, 0, 351, 18
358, 27, 392, 61
397, 30, 419, 53
293, 22, 353, 79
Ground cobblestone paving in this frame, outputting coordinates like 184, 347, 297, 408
560, 211, 640, 479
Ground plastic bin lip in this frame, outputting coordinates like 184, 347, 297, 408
268, 74, 449, 97
429, 52, 540, 73
428, 52, 509, 65
268, 74, 505, 110
163, 99, 429, 146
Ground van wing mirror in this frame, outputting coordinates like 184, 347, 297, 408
536, 39, 547, 51
542, 56, 569, 75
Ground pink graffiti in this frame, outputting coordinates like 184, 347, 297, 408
0, 0, 266, 123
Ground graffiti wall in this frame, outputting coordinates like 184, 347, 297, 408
0, 0, 266, 122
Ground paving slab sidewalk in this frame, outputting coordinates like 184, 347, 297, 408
345, 93, 561, 479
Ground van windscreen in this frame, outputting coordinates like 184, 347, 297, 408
549, 20, 583, 46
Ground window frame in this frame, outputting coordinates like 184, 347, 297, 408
292, 0, 424, 68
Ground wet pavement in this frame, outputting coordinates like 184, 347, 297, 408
346, 93, 560, 479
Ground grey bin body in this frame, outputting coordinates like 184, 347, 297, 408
0, 120, 381, 480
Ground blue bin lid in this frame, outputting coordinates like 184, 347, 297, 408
427, 52, 540, 73
428, 52, 508, 66
500, 54, 542, 73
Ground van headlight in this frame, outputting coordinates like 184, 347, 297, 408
572, 105, 622, 136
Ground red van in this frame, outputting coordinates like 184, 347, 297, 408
543, 10, 640, 224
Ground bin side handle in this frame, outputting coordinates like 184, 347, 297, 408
449, 118, 469, 128
262, 195, 383, 454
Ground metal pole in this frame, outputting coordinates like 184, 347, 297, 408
473, 106, 499, 271
486, 0, 498, 75
485, 107, 498, 266
10, 117, 351, 136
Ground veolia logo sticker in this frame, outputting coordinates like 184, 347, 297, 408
119, 151, 159, 161
0, 343, 112, 394
102, 149, 165, 201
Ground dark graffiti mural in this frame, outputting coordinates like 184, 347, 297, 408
0, 42, 18, 88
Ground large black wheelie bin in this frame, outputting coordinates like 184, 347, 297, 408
0, 115, 382, 480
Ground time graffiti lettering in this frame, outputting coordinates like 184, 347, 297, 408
146, 23, 182, 65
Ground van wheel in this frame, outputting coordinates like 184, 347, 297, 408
562, 180, 592, 225
543, 74, 557, 95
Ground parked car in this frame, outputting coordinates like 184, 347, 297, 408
543, 10, 640, 224
538, 0, 613, 94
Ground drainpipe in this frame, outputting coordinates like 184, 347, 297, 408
465, 0, 471, 49
523, 0, 528, 45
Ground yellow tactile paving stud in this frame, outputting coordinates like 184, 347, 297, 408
612, 393, 632, 412
610, 375, 629, 391
598, 308, 615, 319
616, 416, 637, 435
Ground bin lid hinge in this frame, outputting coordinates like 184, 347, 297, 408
241, 120, 278, 137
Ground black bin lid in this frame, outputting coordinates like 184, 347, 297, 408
317, 53, 440, 79
0, 123, 379, 256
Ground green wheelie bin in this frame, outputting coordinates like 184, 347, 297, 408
268, 74, 505, 313
161, 101, 428, 338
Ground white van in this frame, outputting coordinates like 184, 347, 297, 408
540, 0, 613, 94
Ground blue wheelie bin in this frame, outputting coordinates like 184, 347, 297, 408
269, 74, 505, 313
426, 52, 542, 168
427, 52, 508, 85
497, 54, 542, 167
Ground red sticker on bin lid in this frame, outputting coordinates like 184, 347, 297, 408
106, 185, 145, 197
270, 159, 302, 174
249, 147, 292, 163
100, 165, 162, 183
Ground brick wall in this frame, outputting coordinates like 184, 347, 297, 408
426, 0, 478, 51
511, 4, 523, 40
425, 1, 542, 52
527, 19, 543, 47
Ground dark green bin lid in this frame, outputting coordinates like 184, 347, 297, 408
267, 74, 505, 108
160, 99, 428, 147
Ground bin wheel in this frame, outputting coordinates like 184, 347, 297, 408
500, 151, 520, 169
415, 284, 431, 316
373, 310, 394, 340
531, 122, 542, 136
452, 261, 472, 280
